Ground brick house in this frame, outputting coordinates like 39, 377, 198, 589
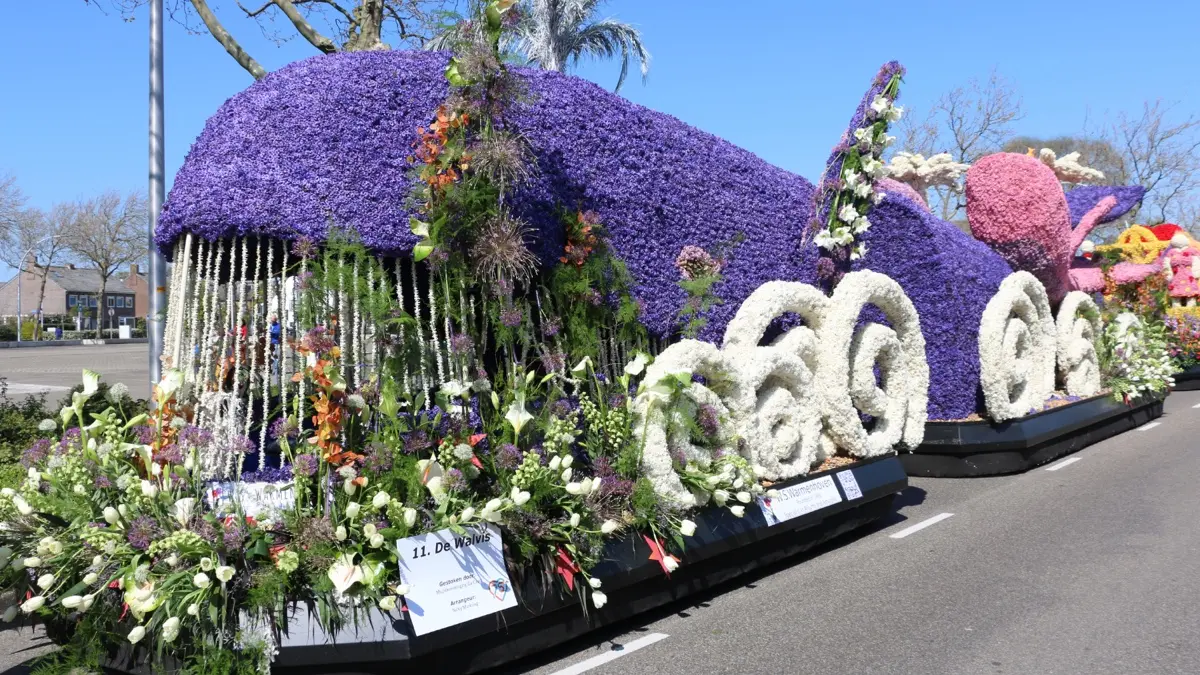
0, 260, 147, 330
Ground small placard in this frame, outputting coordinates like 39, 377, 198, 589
206, 481, 295, 520
837, 470, 863, 500
396, 523, 518, 636
759, 474, 843, 525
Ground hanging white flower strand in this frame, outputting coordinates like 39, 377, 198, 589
243, 240, 263, 441
184, 237, 207, 378
395, 259, 411, 398
409, 257, 429, 408
813, 64, 904, 261
429, 267, 445, 387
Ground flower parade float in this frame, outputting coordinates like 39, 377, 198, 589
0, 8, 921, 674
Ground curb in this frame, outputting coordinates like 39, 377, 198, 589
0, 339, 148, 349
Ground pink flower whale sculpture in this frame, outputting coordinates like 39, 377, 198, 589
964, 152, 1148, 303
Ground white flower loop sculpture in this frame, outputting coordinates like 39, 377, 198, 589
1055, 291, 1102, 396
722, 281, 830, 479
632, 340, 731, 505
636, 274, 930, 503
978, 271, 1057, 422
815, 271, 929, 456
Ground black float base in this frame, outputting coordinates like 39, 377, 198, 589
901, 395, 1165, 478
104, 455, 904, 675
1171, 366, 1200, 391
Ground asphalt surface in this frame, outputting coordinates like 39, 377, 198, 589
0, 389, 1195, 674
0, 344, 150, 402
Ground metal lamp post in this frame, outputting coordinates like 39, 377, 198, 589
148, 0, 167, 387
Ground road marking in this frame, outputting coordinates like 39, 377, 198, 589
1045, 457, 1081, 471
1193, 403, 1200, 409
548, 633, 670, 675
1136, 421, 1161, 431
1, 383, 69, 395
890, 513, 954, 539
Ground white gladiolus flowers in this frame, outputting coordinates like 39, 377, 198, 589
978, 272, 1056, 421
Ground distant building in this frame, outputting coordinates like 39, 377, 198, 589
0, 259, 147, 330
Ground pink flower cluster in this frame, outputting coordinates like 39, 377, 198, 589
675, 245, 721, 280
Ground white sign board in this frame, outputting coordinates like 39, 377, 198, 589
206, 481, 295, 520
396, 523, 518, 636
837, 470, 863, 500
759, 474, 843, 525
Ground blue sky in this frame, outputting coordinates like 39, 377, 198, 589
2, 0, 1197, 274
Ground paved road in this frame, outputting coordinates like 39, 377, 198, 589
0, 344, 150, 402
0, 391, 1195, 674
511, 390, 1200, 675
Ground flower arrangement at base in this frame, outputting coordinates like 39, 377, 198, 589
1098, 313, 1175, 402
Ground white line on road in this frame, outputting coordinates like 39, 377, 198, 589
1045, 457, 1081, 471
548, 633, 670, 675
1193, 403, 1200, 409
1, 383, 69, 395
1136, 421, 1161, 431
890, 513, 954, 539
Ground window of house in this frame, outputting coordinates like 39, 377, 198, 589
106, 297, 114, 308
125, 297, 134, 308
67, 295, 77, 308
89, 297, 97, 308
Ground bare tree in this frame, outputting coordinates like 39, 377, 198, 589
93, 0, 460, 80
896, 71, 1025, 220
0, 174, 27, 242
61, 193, 146, 338
1092, 101, 1200, 224
0, 205, 76, 328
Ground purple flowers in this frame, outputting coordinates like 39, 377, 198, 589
449, 333, 475, 355
223, 522, 246, 550
268, 417, 299, 440
291, 236, 318, 260
126, 516, 161, 551
499, 306, 522, 328
21, 439, 51, 469
541, 317, 561, 338
496, 443, 523, 470
697, 404, 721, 438
363, 443, 393, 474
443, 468, 465, 492
300, 326, 337, 356
241, 465, 294, 482
675, 245, 721, 280
293, 453, 319, 478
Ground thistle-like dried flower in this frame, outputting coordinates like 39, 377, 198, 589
471, 131, 535, 187
471, 212, 539, 284
291, 237, 318, 261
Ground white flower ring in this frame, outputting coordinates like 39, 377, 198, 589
978, 271, 1057, 422
815, 271, 929, 457
1055, 291, 1102, 396
721, 281, 829, 479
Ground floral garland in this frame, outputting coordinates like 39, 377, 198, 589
978, 271, 1057, 421
1055, 291, 1102, 396
812, 62, 905, 270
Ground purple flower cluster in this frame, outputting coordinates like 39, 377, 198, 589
21, 439, 51, 469
675, 245, 721, 280
696, 403, 721, 438
179, 424, 214, 449
126, 516, 161, 551
495, 443, 523, 470
241, 465, 294, 482
449, 333, 475, 355
268, 416, 299, 440
363, 442, 393, 474
300, 326, 337, 356
1065, 185, 1146, 228
293, 453, 319, 477
155, 50, 816, 342
499, 306, 523, 328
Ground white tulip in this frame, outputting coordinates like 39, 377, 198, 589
345, 502, 361, 519
36, 574, 54, 590
591, 590, 607, 609
370, 534, 385, 549
561, 454, 573, 469
395, 583, 410, 596
83, 572, 98, 585
12, 495, 32, 516
80, 594, 95, 612
460, 507, 475, 522
103, 506, 121, 525
601, 520, 620, 534
403, 508, 418, 528
736, 491, 751, 504
569, 513, 581, 528
484, 498, 503, 513
548, 456, 562, 471
200, 557, 214, 571
61, 595, 83, 609
335, 526, 347, 541
150, 463, 161, 477
713, 489, 729, 506
0, 489, 10, 497
215, 566, 235, 583
561, 468, 573, 482
344, 480, 357, 496
140, 480, 158, 499
680, 520, 697, 537
730, 505, 746, 517
591, 477, 602, 494
513, 491, 531, 506
578, 478, 593, 494
193, 573, 211, 589
118, 504, 128, 519
589, 577, 602, 589
92, 555, 103, 568
127, 625, 146, 644
663, 556, 679, 573
565, 482, 584, 495
23, 557, 41, 569
172, 498, 197, 527
165, 554, 179, 568
161, 616, 181, 643
363, 523, 377, 538
372, 492, 390, 510
20, 596, 45, 613
378, 595, 397, 611
766, 489, 779, 498
187, 603, 199, 617
2, 606, 17, 622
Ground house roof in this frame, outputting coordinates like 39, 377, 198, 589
45, 267, 139, 294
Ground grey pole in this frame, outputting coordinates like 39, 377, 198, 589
148, 0, 167, 387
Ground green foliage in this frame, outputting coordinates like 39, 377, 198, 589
0, 380, 51, 465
